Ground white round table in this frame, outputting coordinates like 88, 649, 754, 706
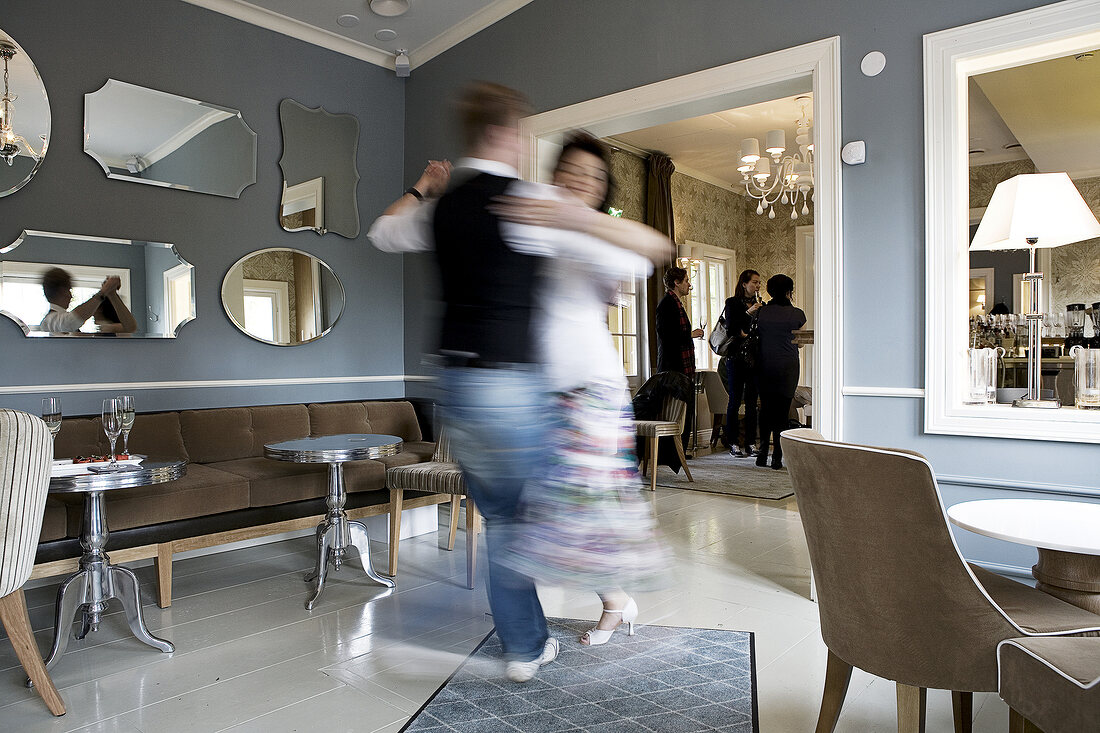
948, 498, 1100, 613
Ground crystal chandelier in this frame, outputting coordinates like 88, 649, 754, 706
0, 42, 44, 167
738, 96, 814, 220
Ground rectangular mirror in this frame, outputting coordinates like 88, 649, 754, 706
0, 230, 195, 338
84, 79, 257, 198
924, 0, 1100, 443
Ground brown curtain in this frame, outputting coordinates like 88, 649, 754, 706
645, 152, 676, 370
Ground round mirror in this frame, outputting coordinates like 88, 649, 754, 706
0, 28, 50, 197
221, 248, 344, 346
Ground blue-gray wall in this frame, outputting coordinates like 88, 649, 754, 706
397, 0, 1098, 573
0, 0, 406, 416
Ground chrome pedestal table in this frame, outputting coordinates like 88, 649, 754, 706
264, 434, 401, 609
41, 461, 184, 677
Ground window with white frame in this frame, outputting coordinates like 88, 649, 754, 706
0, 261, 132, 333
608, 275, 642, 377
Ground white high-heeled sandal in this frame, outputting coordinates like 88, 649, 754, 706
580, 597, 638, 646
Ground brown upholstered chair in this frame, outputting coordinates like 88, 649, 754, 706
781, 428, 1100, 733
998, 637, 1100, 733
385, 430, 481, 589
0, 410, 65, 716
633, 395, 693, 492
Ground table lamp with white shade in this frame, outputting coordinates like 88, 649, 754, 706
970, 173, 1100, 408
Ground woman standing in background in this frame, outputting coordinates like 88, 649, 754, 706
754, 274, 805, 470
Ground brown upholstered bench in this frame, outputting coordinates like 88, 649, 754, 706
32, 399, 446, 607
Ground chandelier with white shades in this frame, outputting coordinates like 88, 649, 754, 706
0, 42, 44, 167
739, 96, 814, 220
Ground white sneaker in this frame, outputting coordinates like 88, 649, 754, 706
504, 637, 559, 683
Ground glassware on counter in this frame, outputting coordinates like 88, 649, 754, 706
101, 398, 123, 471
965, 346, 1004, 405
1070, 345, 1100, 409
119, 394, 136, 454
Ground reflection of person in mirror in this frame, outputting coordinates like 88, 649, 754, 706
92, 289, 138, 334
40, 268, 133, 334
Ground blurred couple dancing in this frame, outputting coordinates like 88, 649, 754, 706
369, 81, 672, 683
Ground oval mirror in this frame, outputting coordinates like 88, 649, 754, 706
0, 28, 50, 197
221, 248, 344, 346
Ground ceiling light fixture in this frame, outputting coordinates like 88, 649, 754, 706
0, 42, 44, 167
739, 96, 814, 220
369, 0, 410, 17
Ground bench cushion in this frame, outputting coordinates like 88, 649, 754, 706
180, 408, 252, 463
52, 417, 107, 458
38, 498, 68, 542
126, 412, 189, 461
308, 402, 370, 436
249, 404, 310, 456
63, 463, 250, 533
365, 401, 423, 441
210, 457, 327, 506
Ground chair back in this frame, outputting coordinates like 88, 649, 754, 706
658, 396, 688, 431
432, 427, 454, 463
700, 370, 728, 415
781, 428, 1024, 691
0, 410, 53, 598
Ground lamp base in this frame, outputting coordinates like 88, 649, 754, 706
1012, 397, 1061, 409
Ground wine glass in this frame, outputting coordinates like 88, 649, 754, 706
118, 395, 136, 456
41, 397, 62, 438
101, 399, 123, 471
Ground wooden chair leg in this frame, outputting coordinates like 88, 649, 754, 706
648, 435, 658, 491
0, 589, 65, 716
447, 495, 461, 551
1008, 708, 1042, 733
896, 683, 927, 733
814, 649, 852, 733
951, 690, 973, 733
674, 436, 694, 482
387, 488, 403, 577
154, 542, 173, 608
465, 497, 478, 590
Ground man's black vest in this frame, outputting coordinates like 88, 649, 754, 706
432, 172, 541, 364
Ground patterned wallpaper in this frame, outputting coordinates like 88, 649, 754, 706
970, 160, 1100, 313
607, 148, 813, 290
242, 250, 298, 336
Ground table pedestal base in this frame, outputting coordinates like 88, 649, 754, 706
305, 463, 395, 610
38, 490, 173, 681
1032, 548, 1100, 614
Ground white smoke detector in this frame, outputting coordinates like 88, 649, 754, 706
394, 49, 411, 78
369, 0, 410, 17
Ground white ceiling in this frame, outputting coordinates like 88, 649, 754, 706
181, 0, 534, 71
969, 51, 1100, 178
608, 94, 814, 191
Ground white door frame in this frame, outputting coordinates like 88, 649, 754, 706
795, 225, 815, 392
519, 37, 844, 439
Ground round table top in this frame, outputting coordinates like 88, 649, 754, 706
264, 433, 402, 464
48, 460, 187, 494
947, 498, 1100, 555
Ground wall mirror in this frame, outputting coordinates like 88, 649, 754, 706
85, 79, 257, 198
221, 247, 344, 346
0, 28, 50, 198
278, 99, 360, 238
925, 0, 1100, 443
0, 230, 195, 338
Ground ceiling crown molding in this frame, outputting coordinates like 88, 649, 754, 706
180, 0, 395, 69
181, 0, 535, 71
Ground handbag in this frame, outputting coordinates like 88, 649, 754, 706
736, 322, 760, 368
709, 313, 735, 356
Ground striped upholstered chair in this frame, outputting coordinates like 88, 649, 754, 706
386, 429, 480, 589
0, 409, 65, 716
633, 395, 694, 492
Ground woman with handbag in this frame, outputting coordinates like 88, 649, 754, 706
755, 274, 806, 470
722, 269, 762, 457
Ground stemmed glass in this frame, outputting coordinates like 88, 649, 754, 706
101, 399, 123, 471
118, 395, 136, 456
41, 397, 62, 438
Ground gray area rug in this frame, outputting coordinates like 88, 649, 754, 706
401, 619, 757, 733
654, 451, 793, 500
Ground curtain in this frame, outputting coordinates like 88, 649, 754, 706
645, 152, 676, 370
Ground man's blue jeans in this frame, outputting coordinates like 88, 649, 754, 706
438, 366, 552, 662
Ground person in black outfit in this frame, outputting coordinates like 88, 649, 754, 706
755, 274, 806, 470
722, 269, 762, 457
655, 266, 704, 451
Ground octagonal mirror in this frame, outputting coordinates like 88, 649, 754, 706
221, 247, 344, 346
